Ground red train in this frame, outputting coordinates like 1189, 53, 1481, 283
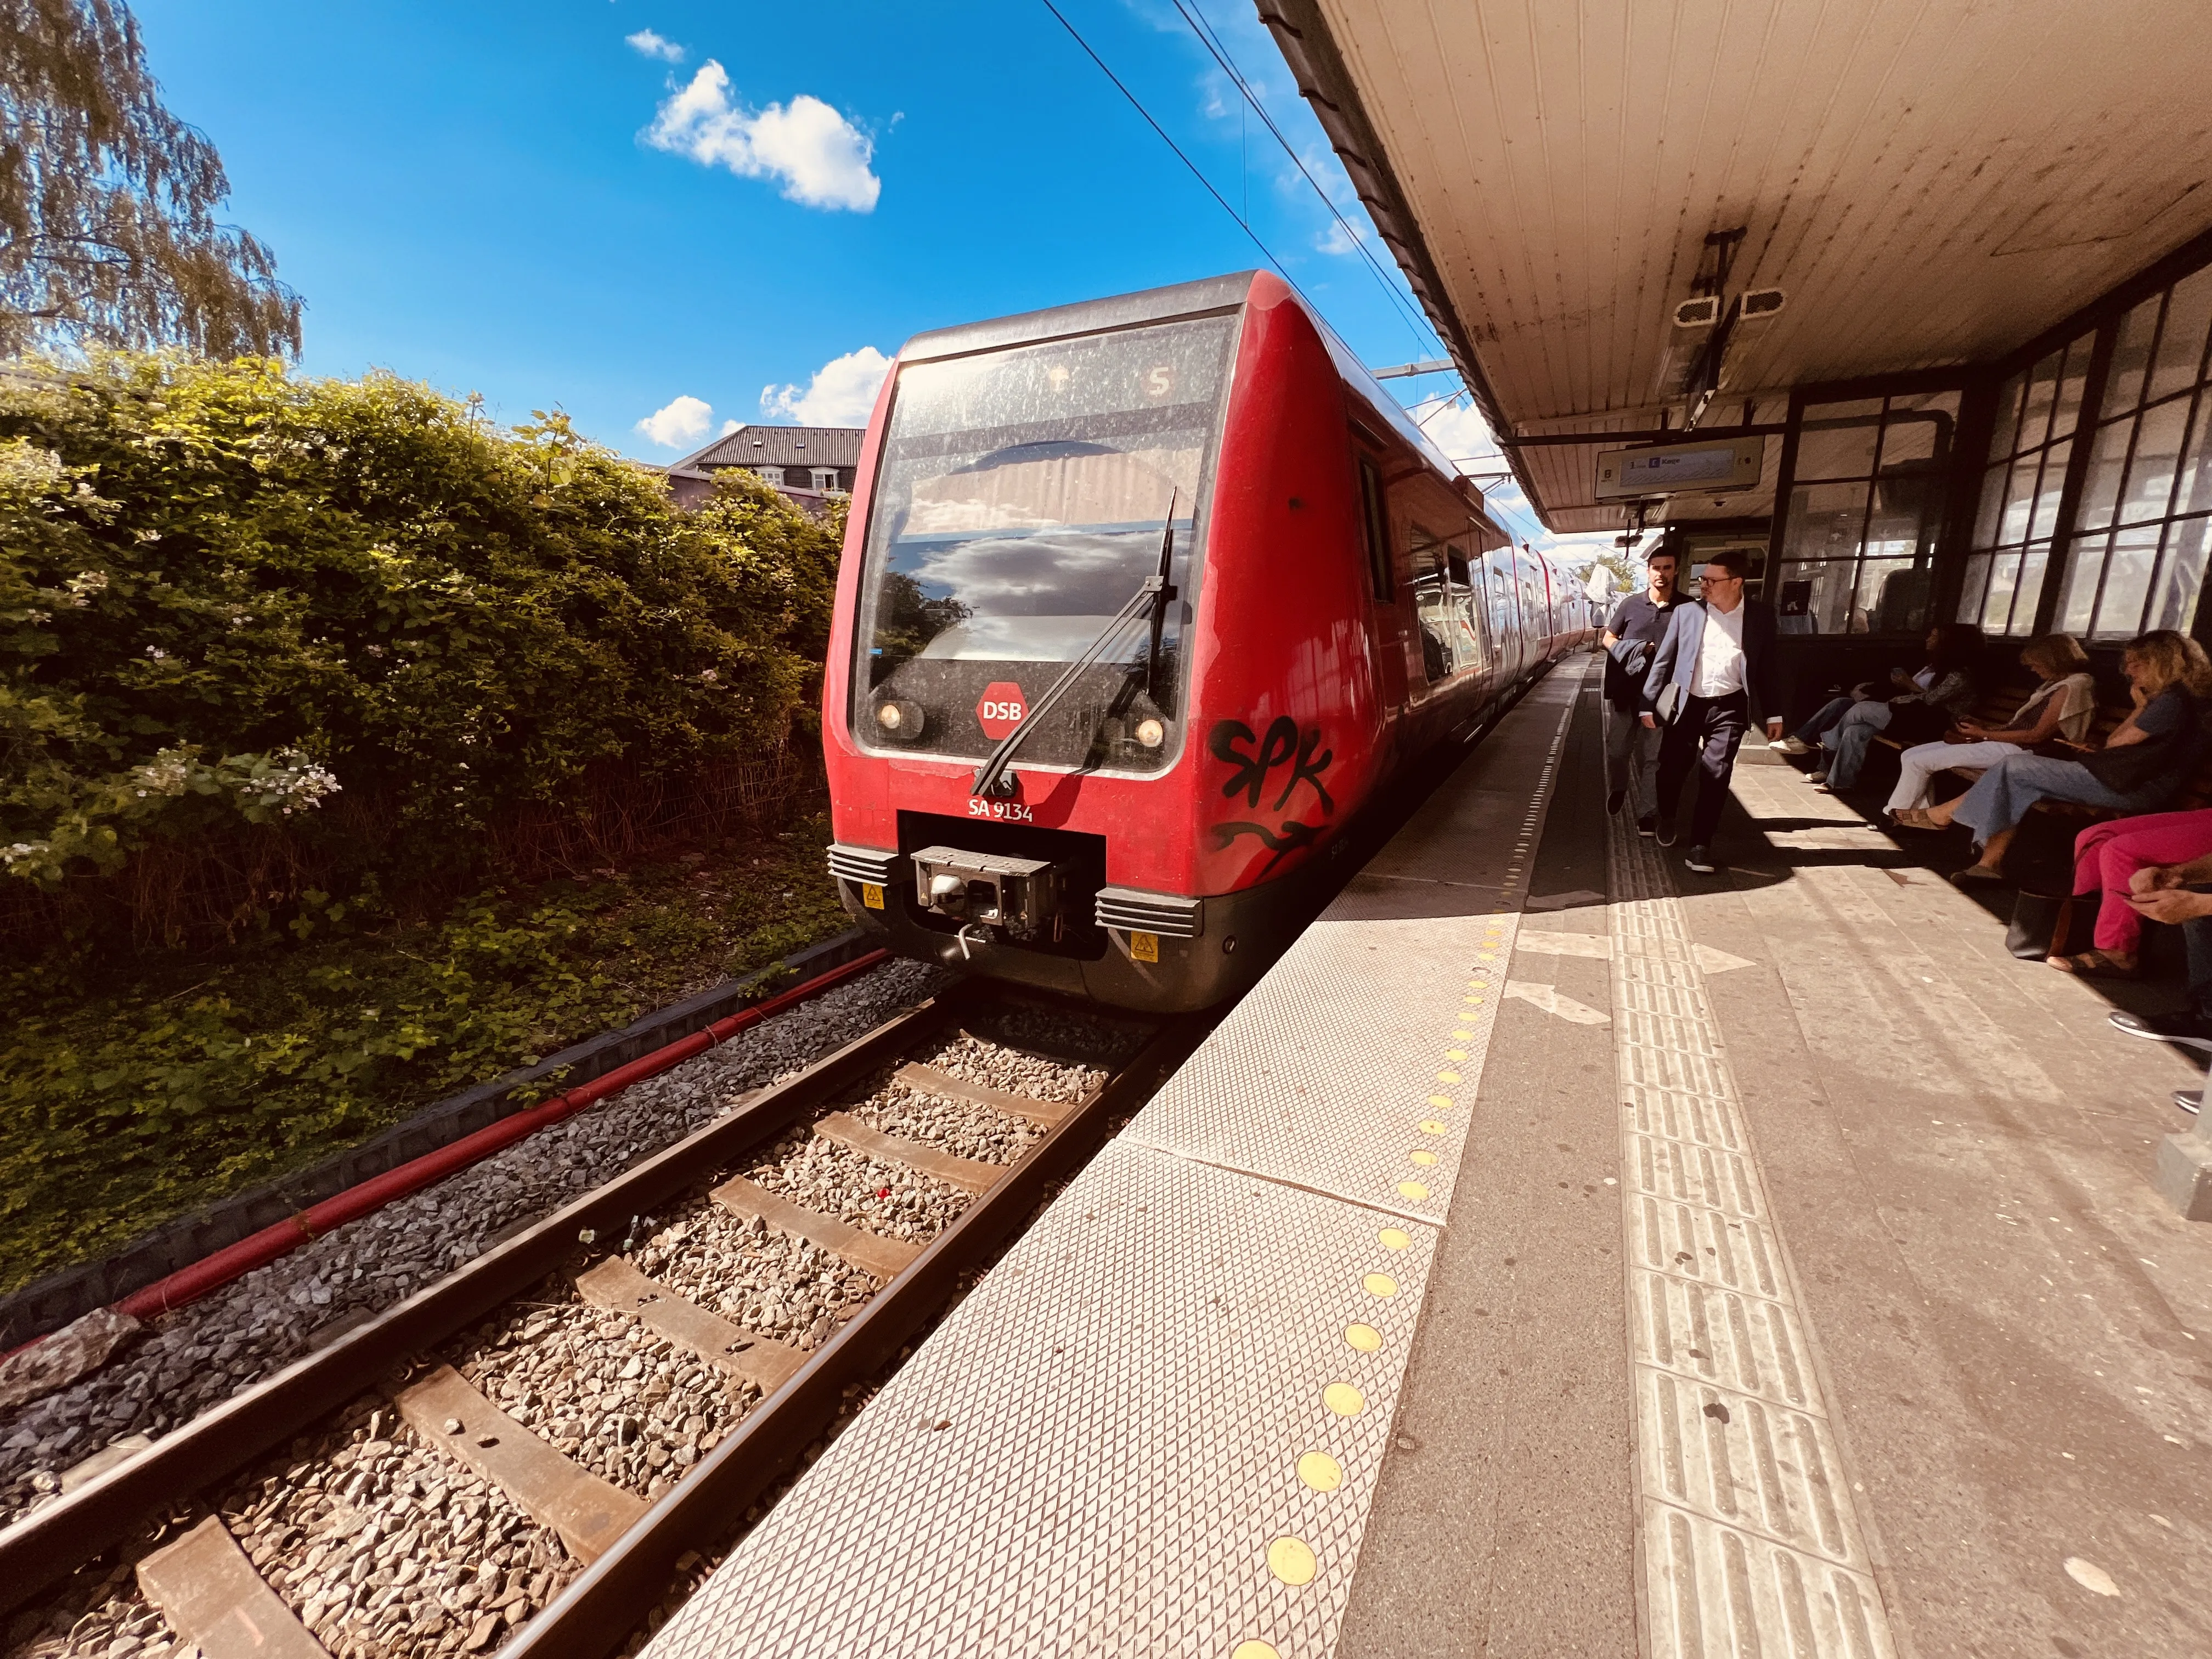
822, 271, 1594, 1011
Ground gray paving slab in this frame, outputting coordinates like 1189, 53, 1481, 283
1337, 665, 1638, 1659
1675, 751, 2212, 1656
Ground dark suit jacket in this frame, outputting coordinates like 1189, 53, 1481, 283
1643, 598, 1782, 727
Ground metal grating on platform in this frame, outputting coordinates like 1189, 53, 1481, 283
640, 671, 1586, 1659
1605, 809, 1898, 1657
642, 1142, 1439, 1659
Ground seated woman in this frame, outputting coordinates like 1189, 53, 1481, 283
2053, 808, 2212, 976
1883, 633, 2094, 819
1894, 630, 2212, 884
1773, 623, 1981, 765
1815, 624, 1983, 789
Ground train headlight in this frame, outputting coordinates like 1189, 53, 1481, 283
873, 698, 924, 740
1134, 716, 1167, 749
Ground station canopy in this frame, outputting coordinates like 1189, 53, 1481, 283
1262, 1, 2212, 532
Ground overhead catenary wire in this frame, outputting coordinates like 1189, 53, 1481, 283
1167, 0, 1442, 358
1037, 0, 1309, 300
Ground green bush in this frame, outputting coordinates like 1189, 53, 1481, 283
0, 352, 842, 940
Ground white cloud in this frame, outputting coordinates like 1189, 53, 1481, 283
626, 29, 685, 63
1316, 216, 1369, 256
762, 346, 892, 426
720, 417, 740, 436
646, 62, 880, 212
635, 394, 714, 448
1417, 397, 1504, 472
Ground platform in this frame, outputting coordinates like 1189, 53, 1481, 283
642, 656, 2212, 1659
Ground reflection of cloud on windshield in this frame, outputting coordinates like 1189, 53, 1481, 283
905, 530, 1154, 617
907, 447, 1199, 534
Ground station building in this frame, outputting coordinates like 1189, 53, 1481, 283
1263, 0, 2212, 699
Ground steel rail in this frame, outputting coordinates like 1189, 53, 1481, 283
501, 1010, 1207, 1659
0, 982, 974, 1617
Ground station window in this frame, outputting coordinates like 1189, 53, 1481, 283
2052, 266, 2212, 641
811, 467, 843, 492
1956, 332, 2092, 637
755, 464, 786, 485
1773, 390, 1957, 635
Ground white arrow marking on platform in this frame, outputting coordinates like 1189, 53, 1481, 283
1692, 944, 1756, 974
1503, 981, 1612, 1025
1514, 932, 1611, 959
1525, 888, 1606, 911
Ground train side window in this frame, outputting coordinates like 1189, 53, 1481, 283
1409, 524, 1451, 682
1356, 455, 1393, 602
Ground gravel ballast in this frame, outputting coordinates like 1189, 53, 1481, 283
0, 958, 946, 1530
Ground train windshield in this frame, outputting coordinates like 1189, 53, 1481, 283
853, 312, 1238, 772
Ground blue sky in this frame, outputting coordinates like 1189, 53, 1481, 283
133, 0, 1573, 550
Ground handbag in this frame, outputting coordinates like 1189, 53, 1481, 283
2005, 891, 2083, 961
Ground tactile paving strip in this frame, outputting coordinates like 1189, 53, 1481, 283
639, 672, 1585, 1659
642, 1142, 1438, 1659
1606, 809, 1898, 1657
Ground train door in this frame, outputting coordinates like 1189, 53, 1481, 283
1447, 529, 1490, 682
1352, 446, 1408, 725
1483, 541, 1523, 681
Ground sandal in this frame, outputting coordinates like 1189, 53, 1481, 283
1950, 864, 2005, 886
1891, 807, 1946, 830
2046, 950, 2140, 978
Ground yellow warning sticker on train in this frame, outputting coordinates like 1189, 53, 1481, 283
860, 882, 884, 910
1130, 930, 1160, 963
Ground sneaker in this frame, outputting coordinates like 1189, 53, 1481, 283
1607, 788, 1627, 814
2108, 1008, 2212, 1054
1636, 813, 1658, 838
1770, 736, 1813, 755
1807, 770, 1828, 785
2177, 1089, 2203, 1115
1656, 818, 1680, 847
1684, 845, 1717, 874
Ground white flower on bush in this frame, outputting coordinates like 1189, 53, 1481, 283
698, 668, 720, 684
132, 749, 194, 797
2, 841, 49, 868
144, 645, 168, 661
65, 570, 108, 606
246, 749, 342, 817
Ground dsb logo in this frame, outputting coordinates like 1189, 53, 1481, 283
975, 682, 1026, 739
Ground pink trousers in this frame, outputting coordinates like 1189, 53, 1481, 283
2072, 809, 2212, 952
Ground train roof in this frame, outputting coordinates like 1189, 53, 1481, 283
893, 272, 1496, 538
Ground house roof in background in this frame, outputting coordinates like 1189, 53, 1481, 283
675, 425, 864, 470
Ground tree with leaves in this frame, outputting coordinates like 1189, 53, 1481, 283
0, 0, 298, 358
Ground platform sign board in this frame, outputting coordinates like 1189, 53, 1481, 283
1594, 436, 1764, 501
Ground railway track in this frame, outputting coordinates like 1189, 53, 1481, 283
2, 977, 1204, 1659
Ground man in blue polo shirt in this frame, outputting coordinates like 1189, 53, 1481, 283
1601, 548, 1680, 836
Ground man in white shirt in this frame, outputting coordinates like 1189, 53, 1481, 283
1640, 548, 1783, 873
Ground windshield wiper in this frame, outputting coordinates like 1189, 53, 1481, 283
971, 498, 1180, 800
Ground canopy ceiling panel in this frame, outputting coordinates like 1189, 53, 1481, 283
1262, 0, 2212, 527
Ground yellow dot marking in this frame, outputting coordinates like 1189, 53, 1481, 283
1233, 1644, 1282, 1659
1463, 996, 1484, 1007
1437, 1070, 1462, 1084
1324, 1381, 1367, 1416
1345, 1321, 1383, 1352
1268, 1535, 1318, 1585
1452, 1029, 1472, 1040
1427, 1095, 1454, 1110
1419, 1119, 1447, 1134
1444, 1048, 1466, 1060
1398, 1181, 1431, 1201
1477, 952, 1497, 961
1363, 1273, 1399, 1297
1297, 1451, 1344, 1492
1410, 1149, 1438, 1166
1377, 1227, 1411, 1250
